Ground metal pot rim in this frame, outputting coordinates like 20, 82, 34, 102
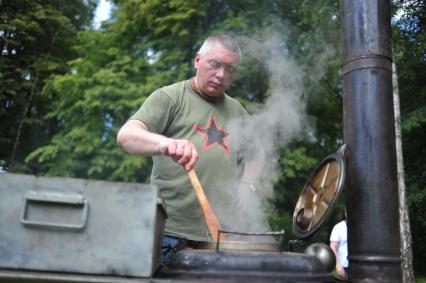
190, 240, 283, 252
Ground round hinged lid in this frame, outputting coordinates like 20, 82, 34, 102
293, 151, 345, 239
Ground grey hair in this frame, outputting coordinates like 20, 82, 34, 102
198, 34, 241, 62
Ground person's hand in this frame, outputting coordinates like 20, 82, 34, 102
336, 265, 345, 279
158, 138, 198, 171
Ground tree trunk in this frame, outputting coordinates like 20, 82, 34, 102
392, 61, 415, 283
10, 32, 56, 168
10, 69, 40, 166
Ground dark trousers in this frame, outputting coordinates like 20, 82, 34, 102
161, 235, 187, 264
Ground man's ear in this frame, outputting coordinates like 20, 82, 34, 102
194, 53, 201, 68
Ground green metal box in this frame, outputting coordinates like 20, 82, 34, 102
0, 173, 166, 281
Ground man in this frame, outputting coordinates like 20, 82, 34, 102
329, 216, 348, 279
117, 35, 260, 263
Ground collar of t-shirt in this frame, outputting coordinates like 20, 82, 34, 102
191, 77, 225, 103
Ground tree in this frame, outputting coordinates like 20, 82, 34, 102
25, 0, 211, 181
392, 0, 426, 276
393, 61, 415, 283
0, 0, 96, 173
265, 0, 343, 242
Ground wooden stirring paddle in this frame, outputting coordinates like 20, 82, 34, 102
187, 169, 225, 242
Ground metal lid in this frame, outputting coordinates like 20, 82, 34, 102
292, 148, 346, 239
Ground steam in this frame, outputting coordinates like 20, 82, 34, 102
217, 24, 335, 238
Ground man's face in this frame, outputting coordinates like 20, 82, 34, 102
194, 43, 239, 97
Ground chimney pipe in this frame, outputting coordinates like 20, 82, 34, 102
340, 0, 402, 282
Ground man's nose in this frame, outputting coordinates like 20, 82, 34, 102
215, 67, 225, 80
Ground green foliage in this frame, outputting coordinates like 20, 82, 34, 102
260, 0, 343, 241
0, 0, 96, 172
26, 28, 154, 181
392, 0, 426, 275
24, 0, 211, 182
2, 0, 424, 275
269, 147, 318, 235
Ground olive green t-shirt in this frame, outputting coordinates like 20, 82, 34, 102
130, 79, 248, 241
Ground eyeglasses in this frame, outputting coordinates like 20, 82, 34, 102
207, 60, 237, 76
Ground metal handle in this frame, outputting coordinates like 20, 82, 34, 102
21, 192, 89, 231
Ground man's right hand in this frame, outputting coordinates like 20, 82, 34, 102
158, 138, 198, 171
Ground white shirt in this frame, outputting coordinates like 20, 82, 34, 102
330, 220, 348, 268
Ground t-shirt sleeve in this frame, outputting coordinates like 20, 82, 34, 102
330, 223, 341, 242
130, 89, 175, 134
330, 222, 345, 242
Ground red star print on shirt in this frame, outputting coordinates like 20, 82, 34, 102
193, 114, 230, 153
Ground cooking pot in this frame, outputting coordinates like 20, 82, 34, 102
189, 230, 285, 252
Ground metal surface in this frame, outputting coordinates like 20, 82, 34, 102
0, 270, 154, 283
0, 173, 166, 280
304, 243, 336, 273
341, 0, 402, 282
21, 191, 88, 230
293, 153, 345, 239
191, 240, 281, 252
190, 230, 285, 252
160, 249, 337, 282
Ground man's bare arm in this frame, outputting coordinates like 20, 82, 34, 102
330, 241, 345, 279
117, 119, 198, 171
